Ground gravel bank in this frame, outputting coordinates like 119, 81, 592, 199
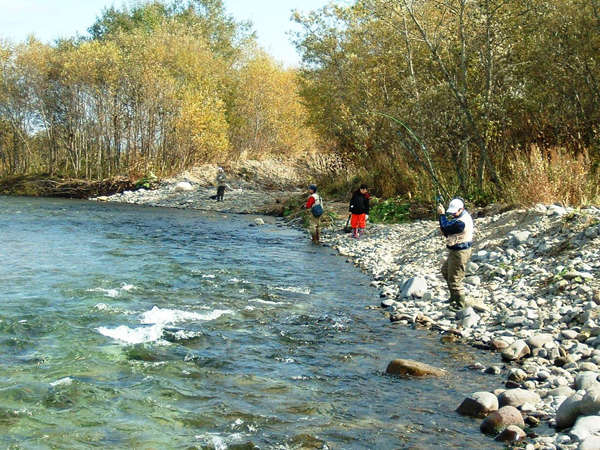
322, 204, 600, 449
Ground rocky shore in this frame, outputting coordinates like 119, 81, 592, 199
322, 204, 600, 449
92, 169, 600, 448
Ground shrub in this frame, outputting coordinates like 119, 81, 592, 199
369, 197, 411, 223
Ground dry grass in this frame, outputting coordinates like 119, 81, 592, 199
505, 145, 599, 206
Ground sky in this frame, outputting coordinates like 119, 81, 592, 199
0, 0, 338, 67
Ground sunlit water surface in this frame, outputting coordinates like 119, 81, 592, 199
0, 197, 504, 449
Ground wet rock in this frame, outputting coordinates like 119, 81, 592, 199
495, 425, 526, 442
381, 299, 396, 308
508, 368, 527, 383
254, 218, 265, 225
570, 415, 600, 442
502, 340, 531, 361
385, 359, 446, 377
485, 366, 502, 375
456, 392, 499, 418
480, 406, 525, 435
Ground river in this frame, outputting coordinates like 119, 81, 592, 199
0, 196, 503, 449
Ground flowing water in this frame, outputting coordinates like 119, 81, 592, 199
0, 196, 504, 449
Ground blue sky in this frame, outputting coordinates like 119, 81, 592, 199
0, 0, 340, 66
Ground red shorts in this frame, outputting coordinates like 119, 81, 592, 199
350, 213, 366, 229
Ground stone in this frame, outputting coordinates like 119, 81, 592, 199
570, 415, 600, 442
556, 391, 585, 429
480, 406, 525, 435
575, 372, 600, 391
492, 339, 510, 350
465, 275, 481, 286
562, 329, 580, 340
381, 299, 396, 308
254, 218, 265, 225
502, 340, 531, 361
527, 333, 554, 349
548, 205, 567, 216
456, 392, 499, 418
399, 277, 427, 299
495, 425, 526, 442
547, 386, 575, 398
498, 389, 541, 408
580, 436, 600, 450
511, 231, 531, 246
386, 359, 446, 377
485, 366, 502, 375
174, 181, 194, 192
508, 368, 527, 383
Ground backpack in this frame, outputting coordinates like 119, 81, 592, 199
311, 194, 324, 217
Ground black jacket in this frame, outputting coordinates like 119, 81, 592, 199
349, 190, 370, 215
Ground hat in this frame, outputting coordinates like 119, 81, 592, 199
447, 198, 465, 214
308, 184, 317, 192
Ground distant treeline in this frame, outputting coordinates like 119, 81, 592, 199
0, 0, 316, 180
293, 0, 600, 205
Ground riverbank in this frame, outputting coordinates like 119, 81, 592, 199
92, 168, 600, 448
322, 205, 600, 449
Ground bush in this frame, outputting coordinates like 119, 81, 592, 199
369, 197, 411, 223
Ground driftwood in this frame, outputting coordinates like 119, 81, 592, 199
0, 175, 135, 199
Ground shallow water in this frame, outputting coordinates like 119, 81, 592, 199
0, 196, 503, 449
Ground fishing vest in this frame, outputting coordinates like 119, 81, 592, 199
446, 210, 474, 248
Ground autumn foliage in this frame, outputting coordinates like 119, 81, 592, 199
0, 0, 317, 180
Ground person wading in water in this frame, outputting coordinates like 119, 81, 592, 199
305, 184, 324, 244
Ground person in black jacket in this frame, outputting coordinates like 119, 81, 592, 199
349, 184, 370, 238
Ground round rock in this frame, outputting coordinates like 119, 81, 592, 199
480, 406, 525, 435
498, 389, 541, 408
456, 392, 499, 418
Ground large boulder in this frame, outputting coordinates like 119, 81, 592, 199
386, 359, 446, 377
480, 406, 524, 435
570, 415, 600, 442
501, 340, 531, 361
399, 277, 427, 299
498, 389, 541, 408
456, 392, 499, 418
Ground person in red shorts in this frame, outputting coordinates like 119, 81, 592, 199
349, 184, 370, 238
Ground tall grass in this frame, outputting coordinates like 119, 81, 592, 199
504, 145, 599, 206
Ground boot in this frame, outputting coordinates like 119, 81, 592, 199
352, 228, 358, 238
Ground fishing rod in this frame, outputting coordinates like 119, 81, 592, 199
373, 111, 451, 202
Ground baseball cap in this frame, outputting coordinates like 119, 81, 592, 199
447, 198, 465, 214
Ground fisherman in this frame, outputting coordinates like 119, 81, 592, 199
215, 167, 227, 201
305, 184, 323, 244
437, 198, 474, 310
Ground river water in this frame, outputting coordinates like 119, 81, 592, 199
0, 197, 503, 449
